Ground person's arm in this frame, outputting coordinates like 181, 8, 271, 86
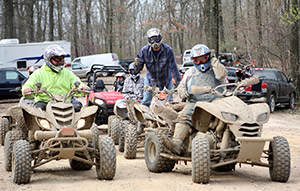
68, 69, 89, 90
211, 57, 228, 82
168, 49, 181, 86
122, 79, 129, 93
136, 49, 145, 73
22, 72, 38, 98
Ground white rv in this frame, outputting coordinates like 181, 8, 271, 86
0, 39, 71, 76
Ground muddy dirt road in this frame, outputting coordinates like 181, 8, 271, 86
0, 95, 299, 191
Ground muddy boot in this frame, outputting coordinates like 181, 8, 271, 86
162, 123, 189, 155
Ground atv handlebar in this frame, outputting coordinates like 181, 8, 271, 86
191, 75, 260, 97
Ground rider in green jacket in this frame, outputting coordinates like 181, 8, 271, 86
22, 44, 89, 111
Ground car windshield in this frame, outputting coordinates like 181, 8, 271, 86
254, 70, 277, 80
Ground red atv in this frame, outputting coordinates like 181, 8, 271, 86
87, 64, 127, 125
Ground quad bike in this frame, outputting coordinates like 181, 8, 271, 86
0, 87, 34, 146
5, 82, 116, 184
112, 92, 143, 157
143, 76, 290, 184
87, 64, 126, 125
125, 87, 184, 159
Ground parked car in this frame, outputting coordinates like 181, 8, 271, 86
68, 63, 89, 78
0, 68, 26, 98
71, 53, 124, 77
182, 49, 192, 63
119, 58, 134, 71
179, 61, 193, 75
237, 68, 296, 112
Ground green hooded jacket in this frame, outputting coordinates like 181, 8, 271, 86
22, 64, 88, 103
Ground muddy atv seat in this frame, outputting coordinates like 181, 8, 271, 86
94, 79, 108, 92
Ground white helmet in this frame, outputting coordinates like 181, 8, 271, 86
147, 28, 162, 49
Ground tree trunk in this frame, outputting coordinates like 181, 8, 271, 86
219, 0, 225, 52
57, 0, 63, 40
204, 0, 211, 47
49, 0, 54, 41
211, 0, 219, 56
289, 0, 300, 100
233, 0, 238, 41
3, 0, 15, 38
72, 0, 79, 58
25, 0, 34, 42
255, 0, 263, 67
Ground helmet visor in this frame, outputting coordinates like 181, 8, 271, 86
193, 55, 209, 65
51, 56, 65, 64
148, 36, 161, 44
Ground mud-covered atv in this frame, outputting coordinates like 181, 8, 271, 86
144, 76, 290, 184
127, 87, 184, 159
111, 92, 143, 158
5, 82, 116, 184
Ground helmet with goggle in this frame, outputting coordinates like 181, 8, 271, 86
128, 62, 140, 82
44, 44, 66, 73
191, 44, 211, 73
147, 28, 162, 50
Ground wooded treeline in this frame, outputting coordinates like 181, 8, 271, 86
1, 0, 299, 99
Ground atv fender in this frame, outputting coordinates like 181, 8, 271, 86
192, 96, 270, 131
133, 104, 154, 124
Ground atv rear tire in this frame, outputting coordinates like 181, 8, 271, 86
268, 136, 290, 182
96, 135, 116, 180
144, 133, 175, 172
0, 117, 9, 146
124, 123, 138, 159
110, 117, 121, 145
119, 120, 129, 152
12, 140, 32, 184
192, 135, 210, 184
4, 130, 23, 172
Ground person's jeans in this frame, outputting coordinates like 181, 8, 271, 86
141, 77, 174, 107
34, 99, 82, 112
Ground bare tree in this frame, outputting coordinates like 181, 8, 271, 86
3, 0, 15, 38
49, 0, 54, 41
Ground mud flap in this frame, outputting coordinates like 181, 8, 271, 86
237, 137, 273, 163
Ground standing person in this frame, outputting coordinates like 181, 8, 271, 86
22, 44, 89, 112
162, 44, 228, 155
135, 28, 181, 107
122, 62, 144, 99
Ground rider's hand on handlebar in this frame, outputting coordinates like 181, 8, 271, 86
23, 88, 34, 95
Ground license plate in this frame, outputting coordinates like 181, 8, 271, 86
61, 128, 75, 136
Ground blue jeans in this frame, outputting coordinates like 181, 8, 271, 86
141, 77, 173, 107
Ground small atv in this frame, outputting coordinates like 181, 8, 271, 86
87, 64, 126, 125
143, 76, 290, 184
5, 82, 116, 184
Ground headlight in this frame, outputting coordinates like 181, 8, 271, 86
221, 112, 238, 121
257, 112, 268, 122
39, 119, 51, 130
76, 118, 86, 129
95, 99, 105, 106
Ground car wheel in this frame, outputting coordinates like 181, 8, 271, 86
286, 93, 295, 110
268, 94, 276, 113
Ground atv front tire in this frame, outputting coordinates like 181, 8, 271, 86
144, 133, 175, 172
268, 136, 290, 182
192, 135, 210, 184
12, 140, 32, 184
96, 135, 116, 180
124, 123, 138, 159
110, 117, 121, 145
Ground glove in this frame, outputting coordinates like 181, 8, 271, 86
211, 57, 227, 81
178, 87, 190, 100
134, 56, 141, 67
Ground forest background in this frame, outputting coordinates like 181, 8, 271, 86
1, 0, 299, 100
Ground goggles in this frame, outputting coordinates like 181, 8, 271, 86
51, 56, 65, 63
148, 36, 161, 44
193, 55, 209, 65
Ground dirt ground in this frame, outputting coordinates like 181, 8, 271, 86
0, 79, 300, 190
